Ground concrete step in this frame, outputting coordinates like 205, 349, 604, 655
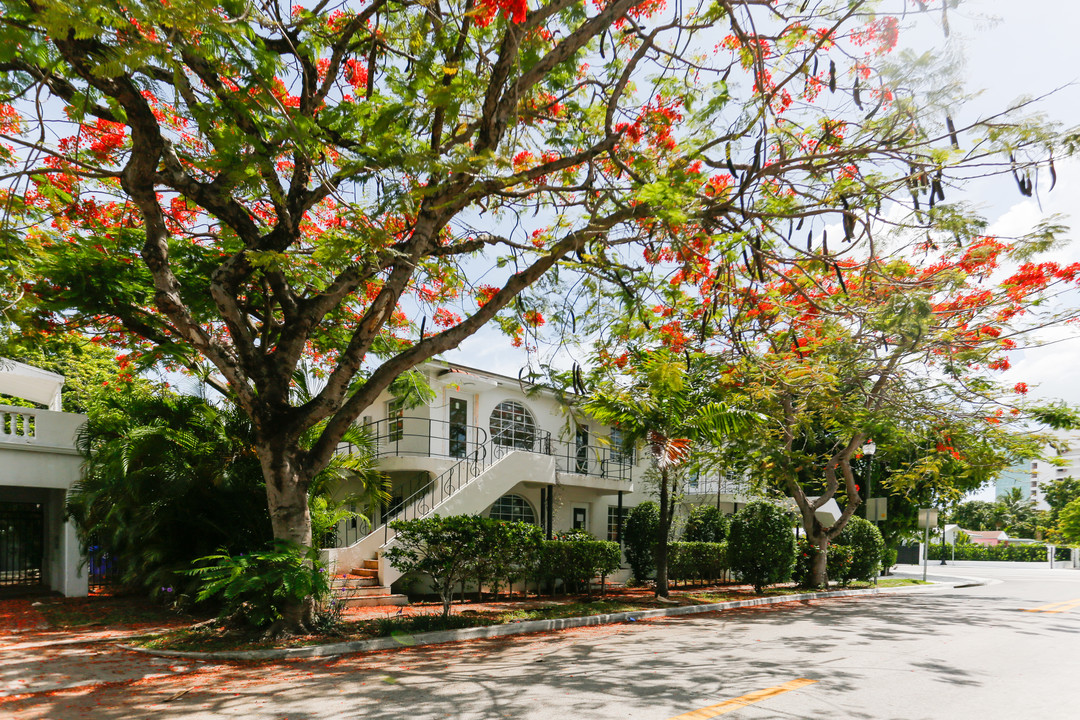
333, 584, 401, 598
361, 559, 379, 570
349, 567, 379, 578
330, 576, 380, 589
338, 593, 409, 608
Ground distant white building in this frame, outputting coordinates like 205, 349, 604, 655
0, 358, 88, 596
1017, 434, 1080, 511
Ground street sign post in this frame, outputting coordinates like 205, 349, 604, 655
918, 509, 939, 581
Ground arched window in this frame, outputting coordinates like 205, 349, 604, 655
488, 494, 537, 524
489, 400, 537, 450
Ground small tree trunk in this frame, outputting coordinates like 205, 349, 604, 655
809, 533, 829, 588
655, 468, 671, 598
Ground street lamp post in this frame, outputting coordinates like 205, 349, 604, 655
862, 440, 876, 524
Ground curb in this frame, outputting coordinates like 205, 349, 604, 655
118, 579, 970, 662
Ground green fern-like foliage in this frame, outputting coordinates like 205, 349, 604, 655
189, 540, 330, 629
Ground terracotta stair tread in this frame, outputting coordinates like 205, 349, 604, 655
338, 593, 409, 608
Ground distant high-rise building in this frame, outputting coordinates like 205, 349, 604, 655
1004, 433, 1080, 510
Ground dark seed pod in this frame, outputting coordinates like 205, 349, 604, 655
822, 229, 828, 255
685, 349, 692, 371
853, 79, 862, 109
932, 178, 944, 203
829, 60, 836, 93
946, 115, 959, 148
807, 229, 813, 252
1050, 158, 1058, 192
419, 316, 426, 339
866, 93, 884, 120
812, 56, 818, 77
726, 144, 738, 179
796, 217, 805, 231
834, 264, 848, 294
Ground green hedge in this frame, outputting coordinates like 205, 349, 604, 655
668, 541, 727, 584
536, 538, 622, 597
928, 543, 1070, 562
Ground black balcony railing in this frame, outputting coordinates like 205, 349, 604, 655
549, 438, 633, 481
340, 416, 489, 461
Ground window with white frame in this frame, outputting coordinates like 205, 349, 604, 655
386, 397, 405, 442
489, 400, 537, 450
607, 505, 627, 542
488, 494, 537, 524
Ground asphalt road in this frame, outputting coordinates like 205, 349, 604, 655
4, 564, 1079, 719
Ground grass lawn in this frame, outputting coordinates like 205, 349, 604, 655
126, 577, 927, 653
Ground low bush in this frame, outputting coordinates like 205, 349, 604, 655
668, 541, 727, 584
536, 538, 622, 597
624, 502, 660, 582
728, 501, 796, 593
792, 539, 855, 587
683, 506, 730, 543
836, 517, 884, 582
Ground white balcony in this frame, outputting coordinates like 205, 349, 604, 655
0, 403, 85, 452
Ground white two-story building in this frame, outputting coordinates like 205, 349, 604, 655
0, 358, 88, 597
322, 361, 758, 597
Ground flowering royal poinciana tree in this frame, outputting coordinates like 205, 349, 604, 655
0, 1, 1066, 625
596, 238, 1080, 587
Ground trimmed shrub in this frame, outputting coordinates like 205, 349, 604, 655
668, 541, 727, 584
385, 515, 487, 617
836, 517, 885, 582
881, 546, 898, 574
728, 501, 797, 593
536, 538, 621, 597
792, 538, 856, 587
927, 543, 1070, 562
683, 506, 730, 543
827, 544, 855, 585
624, 502, 660, 582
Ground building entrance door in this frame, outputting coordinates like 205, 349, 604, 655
0, 502, 44, 590
449, 397, 469, 458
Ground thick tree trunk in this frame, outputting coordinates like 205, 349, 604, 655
258, 441, 317, 634
655, 468, 671, 598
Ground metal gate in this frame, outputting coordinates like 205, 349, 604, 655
895, 543, 920, 565
0, 502, 44, 588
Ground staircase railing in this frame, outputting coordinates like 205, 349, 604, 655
375, 440, 498, 545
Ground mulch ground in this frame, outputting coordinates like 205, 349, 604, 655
0, 594, 207, 647
336, 580, 788, 620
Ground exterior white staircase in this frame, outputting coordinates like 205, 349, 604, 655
329, 558, 409, 608
323, 445, 557, 591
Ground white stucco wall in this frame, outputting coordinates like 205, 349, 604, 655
0, 405, 88, 597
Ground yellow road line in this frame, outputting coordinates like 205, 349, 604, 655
1023, 597, 1080, 614
666, 678, 817, 720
